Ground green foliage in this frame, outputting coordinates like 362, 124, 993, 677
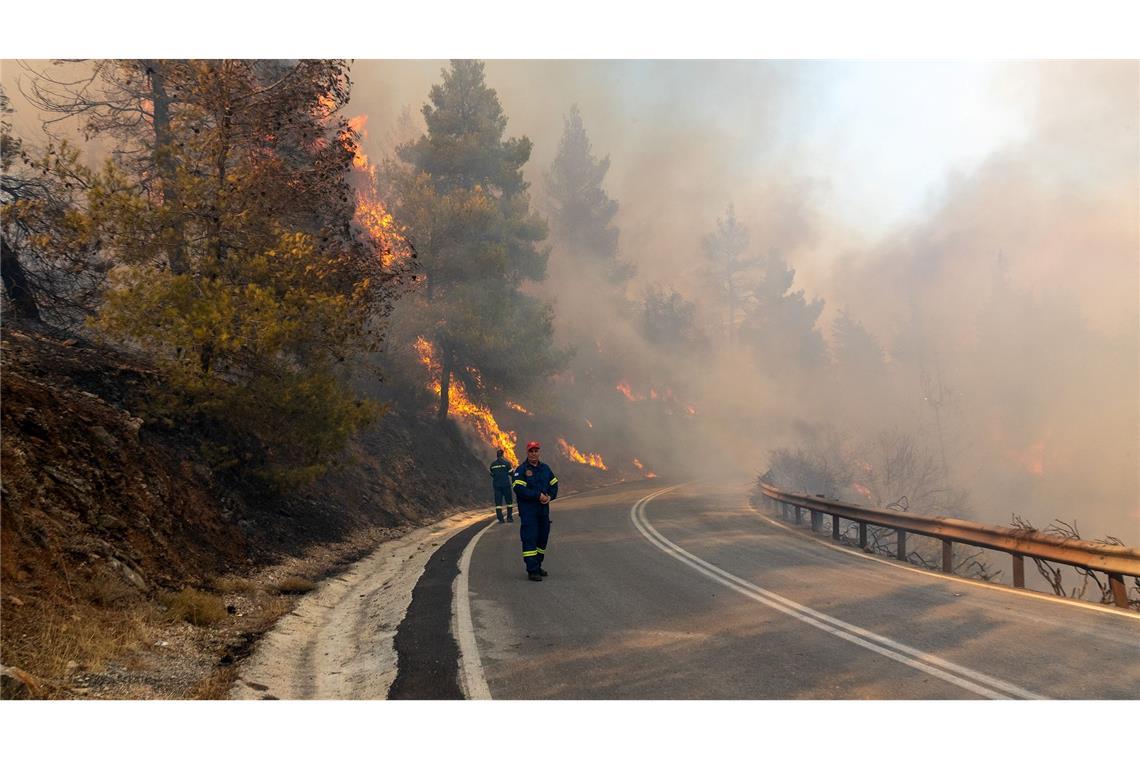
640, 286, 699, 348
739, 250, 827, 373
97, 231, 381, 488
52, 59, 396, 488
388, 60, 564, 417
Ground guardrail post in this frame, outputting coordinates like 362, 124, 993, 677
810, 510, 821, 532
1012, 554, 1025, 588
942, 540, 953, 573
896, 530, 906, 561
1108, 573, 1129, 608
832, 515, 840, 540
794, 506, 802, 525
858, 522, 867, 548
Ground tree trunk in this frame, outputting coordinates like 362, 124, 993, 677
143, 60, 187, 275
726, 275, 736, 346
1, 237, 42, 321
437, 350, 452, 421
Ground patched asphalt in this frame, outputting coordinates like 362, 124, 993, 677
387, 518, 491, 699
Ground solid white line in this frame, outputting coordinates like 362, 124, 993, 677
454, 517, 496, 700
631, 487, 1044, 700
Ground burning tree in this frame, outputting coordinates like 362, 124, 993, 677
386, 60, 564, 423
22, 59, 400, 487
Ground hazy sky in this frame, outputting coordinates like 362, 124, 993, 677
346, 60, 1028, 238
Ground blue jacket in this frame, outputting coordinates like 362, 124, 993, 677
489, 457, 513, 488
512, 460, 559, 505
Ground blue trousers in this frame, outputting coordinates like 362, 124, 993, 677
493, 484, 513, 506
518, 501, 550, 573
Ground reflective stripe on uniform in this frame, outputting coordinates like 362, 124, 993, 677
549, 477, 557, 485
513, 479, 527, 487
522, 550, 539, 557
536, 548, 545, 554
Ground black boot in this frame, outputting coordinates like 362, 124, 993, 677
506, 506, 514, 522
527, 571, 543, 582
495, 508, 505, 523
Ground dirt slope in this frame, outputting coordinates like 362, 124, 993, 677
0, 319, 487, 697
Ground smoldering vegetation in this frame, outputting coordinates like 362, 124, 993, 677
346, 60, 1138, 545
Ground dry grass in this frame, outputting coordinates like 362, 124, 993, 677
190, 666, 238, 700
274, 576, 317, 595
211, 576, 259, 594
3, 602, 146, 681
160, 588, 227, 626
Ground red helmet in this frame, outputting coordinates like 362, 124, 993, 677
526, 440, 541, 451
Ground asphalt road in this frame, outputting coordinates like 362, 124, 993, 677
464, 479, 1140, 699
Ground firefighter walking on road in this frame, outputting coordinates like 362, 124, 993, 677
513, 441, 558, 582
489, 448, 514, 523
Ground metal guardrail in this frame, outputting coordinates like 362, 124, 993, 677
757, 480, 1140, 609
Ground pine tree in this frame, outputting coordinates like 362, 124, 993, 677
545, 104, 631, 284
702, 204, 757, 343
739, 250, 827, 373
389, 60, 563, 420
832, 310, 886, 379
640, 285, 699, 349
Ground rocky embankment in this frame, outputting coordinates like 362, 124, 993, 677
0, 319, 487, 698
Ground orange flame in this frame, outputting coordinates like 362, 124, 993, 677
414, 337, 518, 466
616, 380, 642, 401
506, 400, 532, 415
557, 438, 607, 470
633, 458, 657, 479
852, 482, 873, 501
585, 418, 593, 429
346, 115, 371, 170
334, 110, 410, 269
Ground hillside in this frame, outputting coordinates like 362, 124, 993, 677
0, 319, 488, 698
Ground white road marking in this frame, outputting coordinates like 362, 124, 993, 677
450, 486, 623, 700
454, 518, 496, 700
631, 485, 1045, 700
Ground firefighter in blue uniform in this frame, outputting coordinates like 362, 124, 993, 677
512, 440, 558, 582
489, 448, 514, 523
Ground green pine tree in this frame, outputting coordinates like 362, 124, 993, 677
389, 60, 564, 420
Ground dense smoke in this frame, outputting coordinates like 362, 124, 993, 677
346, 60, 1137, 542
5, 60, 1135, 541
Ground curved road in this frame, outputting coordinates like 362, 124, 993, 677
461, 480, 1140, 699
